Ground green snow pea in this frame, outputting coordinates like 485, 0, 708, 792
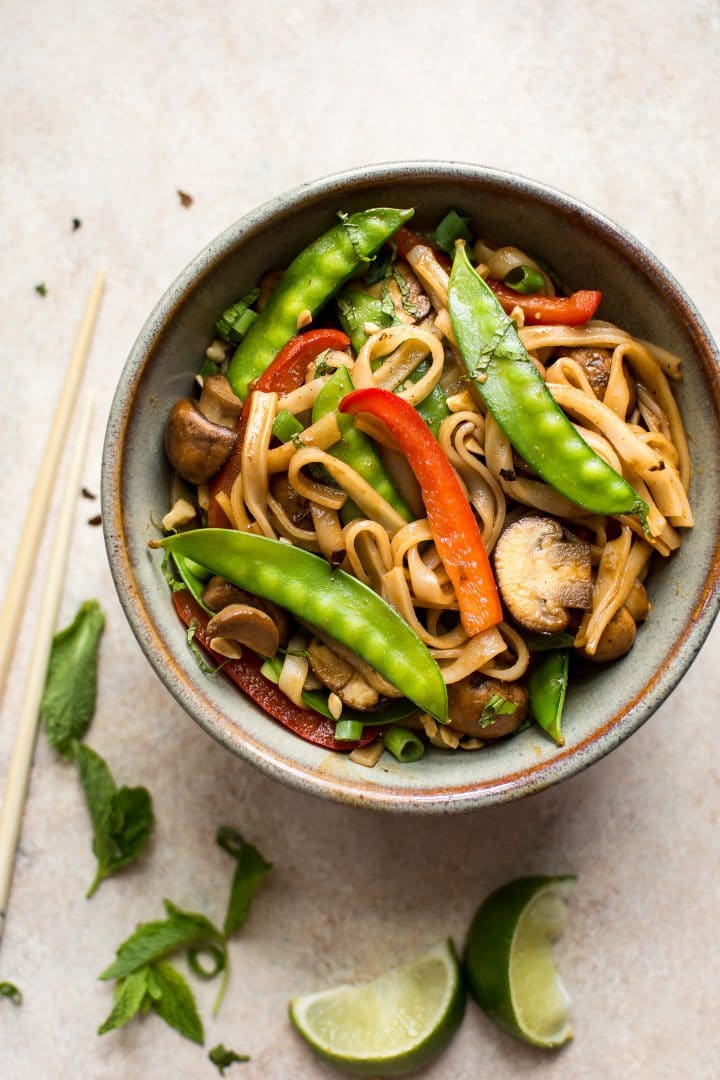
528, 650, 569, 747
448, 242, 648, 521
155, 530, 448, 723
226, 208, 414, 400
312, 366, 412, 522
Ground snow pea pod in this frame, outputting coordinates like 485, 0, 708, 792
312, 366, 412, 522
155, 530, 448, 723
528, 649, 569, 747
449, 243, 648, 522
227, 208, 414, 400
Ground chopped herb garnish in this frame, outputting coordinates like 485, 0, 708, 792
74, 742, 154, 897
72, 217, 82, 231
216, 827, 272, 939
200, 358, 221, 377
35, 283, 47, 296
186, 621, 225, 675
392, 265, 423, 318
209, 1044, 250, 1074
0, 981, 23, 1006
178, 190, 194, 208
478, 693, 517, 729
365, 247, 394, 285
433, 210, 473, 255
337, 211, 371, 263
40, 599, 105, 758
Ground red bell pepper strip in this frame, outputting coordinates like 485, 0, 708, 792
172, 590, 378, 750
339, 388, 502, 636
486, 280, 601, 325
396, 227, 601, 326
208, 328, 350, 527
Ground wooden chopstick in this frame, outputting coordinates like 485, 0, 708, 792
0, 394, 94, 933
0, 272, 104, 702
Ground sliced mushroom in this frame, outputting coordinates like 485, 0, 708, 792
447, 675, 528, 739
206, 604, 279, 659
307, 639, 379, 711
581, 606, 637, 663
625, 580, 650, 623
494, 515, 593, 634
198, 375, 243, 429
165, 398, 237, 484
202, 576, 289, 646
307, 626, 402, 698
564, 347, 612, 399
270, 475, 312, 527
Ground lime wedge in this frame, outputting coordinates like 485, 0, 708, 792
289, 938, 465, 1076
464, 875, 575, 1048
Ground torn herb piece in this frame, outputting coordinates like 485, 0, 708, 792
337, 211, 371, 263
34, 283, 47, 296
392, 264, 423, 319
73, 743, 154, 897
187, 620, 226, 675
188, 944, 226, 980
100, 899, 224, 981
41, 599, 105, 758
178, 190, 193, 207
216, 827, 272, 939
98, 968, 150, 1034
478, 694, 517, 729
209, 1044, 250, 1074
0, 981, 23, 1006
150, 960, 204, 1045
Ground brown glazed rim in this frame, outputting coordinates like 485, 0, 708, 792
102, 161, 720, 813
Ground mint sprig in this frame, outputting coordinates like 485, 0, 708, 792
41, 599, 105, 757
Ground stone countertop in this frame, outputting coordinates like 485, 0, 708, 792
1, 2, 719, 1077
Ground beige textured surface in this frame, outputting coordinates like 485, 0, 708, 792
1, 2, 719, 1077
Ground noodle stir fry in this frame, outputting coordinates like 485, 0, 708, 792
155, 208, 693, 765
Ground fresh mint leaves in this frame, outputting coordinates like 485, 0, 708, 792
74, 743, 154, 898
97, 961, 204, 1044
100, 899, 224, 981
99, 828, 271, 1051
216, 827, 272, 939
209, 1044, 250, 1074
0, 981, 23, 1005
478, 693, 517, 729
41, 599, 105, 757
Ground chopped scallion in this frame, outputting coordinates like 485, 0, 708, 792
215, 289, 260, 344
503, 265, 545, 295
334, 719, 363, 742
272, 409, 305, 443
384, 725, 424, 763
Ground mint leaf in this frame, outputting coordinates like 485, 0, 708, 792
98, 969, 150, 1034
0, 981, 23, 1006
101, 900, 224, 980
149, 960, 204, 1045
209, 1043, 250, 1073
74, 743, 154, 897
478, 693, 517, 729
216, 828, 272, 938
41, 600, 105, 757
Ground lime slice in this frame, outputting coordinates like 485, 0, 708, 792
464, 875, 575, 1048
289, 938, 465, 1076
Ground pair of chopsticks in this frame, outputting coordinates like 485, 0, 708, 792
0, 273, 104, 934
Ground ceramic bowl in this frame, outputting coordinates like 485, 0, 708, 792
102, 162, 720, 813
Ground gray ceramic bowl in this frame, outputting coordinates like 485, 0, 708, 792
102, 162, 720, 813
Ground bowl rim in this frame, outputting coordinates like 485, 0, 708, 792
102, 159, 720, 813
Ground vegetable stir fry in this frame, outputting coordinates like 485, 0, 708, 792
154, 208, 693, 764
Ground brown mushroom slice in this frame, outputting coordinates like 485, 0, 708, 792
198, 375, 243, 429
494, 515, 593, 634
581, 606, 637, 663
391, 261, 432, 321
205, 604, 279, 660
564, 347, 612, 399
202, 576, 290, 646
270, 475, 312, 528
307, 640, 379, 711
447, 675, 528, 739
165, 398, 237, 484
308, 627, 402, 698
625, 580, 650, 623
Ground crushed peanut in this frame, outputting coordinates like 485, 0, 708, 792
296, 308, 312, 330
161, 498, 196, 532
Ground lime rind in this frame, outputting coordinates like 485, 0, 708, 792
289, 938, 465, 1076
464, 874, 576, 1050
